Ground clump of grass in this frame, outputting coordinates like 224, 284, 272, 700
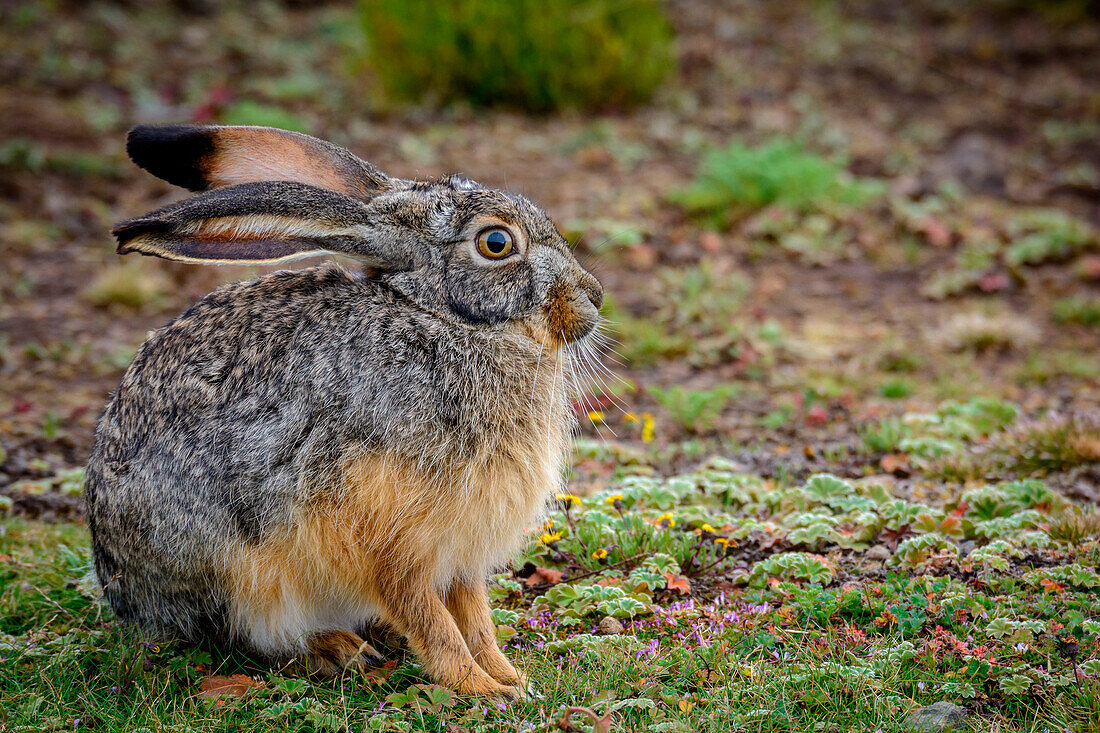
1048, 507, 1100, 544
1052, 296, 1100, 327
877, 350, 925, 374
358, 0, 673, 112
999, 412, 1100, 474
1016, 348, 1100, 385
648, 384, 739, 434
671, 139, 881, 228
602, 295, 693, 368
1004, 208, 1097, 267
860, 416, 911, 453
879, 378, 914, 399
932, 310, 1040, 354
220, 100, 310, 133
83, 262, 170, 310
605, 263, 751, 368
933, 411, 1100, 481
0, 137, 123, 179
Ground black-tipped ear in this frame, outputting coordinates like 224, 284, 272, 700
126, 125, 218, 192
125, 124, 394, 201
111, 181, 410, 268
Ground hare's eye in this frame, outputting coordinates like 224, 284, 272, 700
476, 227, 515, 259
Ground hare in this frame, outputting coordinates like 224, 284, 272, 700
86, 124, 604, 698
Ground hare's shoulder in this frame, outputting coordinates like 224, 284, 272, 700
152, 263, 385, 342
189, 262, 383, 316
114, 264, 389, 396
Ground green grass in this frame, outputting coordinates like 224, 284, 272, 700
220, 100, 311, 133
5, 448, 1100, 731
1052, 296, 1100, 327
647, 384, 740, 434
358, 0, 673, 112
604, 263, 754, 369
879, 377, 915, 399
82, 261, 170, 311
670, 139, 882, 228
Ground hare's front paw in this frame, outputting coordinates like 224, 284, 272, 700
455, 667, 522, 700
475, 648, 528, 690
304, 629, 384, 676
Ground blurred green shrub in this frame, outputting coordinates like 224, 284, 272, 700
357, 0, 673, 112
1052, 296, 1100, 327
648, 384, 739, 434
221, 101, 310, 133
671, 139, 882, 228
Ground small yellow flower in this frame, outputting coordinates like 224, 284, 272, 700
543, 518, 555, 529
587, 410, 605, 424
714, 537, 729, 548
656, 512, 676, 528
604, 493, 624, 506
641, 412, 656, 443
539, 531, 562, 545
554, 493, 581, 507
696, 523, 715, 535
592, 548, 608, 560
624, 413, 639, 423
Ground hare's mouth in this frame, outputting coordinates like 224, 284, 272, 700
543, 285, 601, 346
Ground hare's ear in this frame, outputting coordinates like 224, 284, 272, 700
125, 124, 392, 201
112, 181, 413, 268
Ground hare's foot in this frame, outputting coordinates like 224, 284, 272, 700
451, 664, 521, 699
475, 648, 527, 690
305, 629, 383, 676
445, 580, 528, 690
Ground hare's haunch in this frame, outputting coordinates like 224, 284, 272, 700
87, 125, 604, 697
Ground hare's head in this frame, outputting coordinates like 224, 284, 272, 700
113, 125, 602, 346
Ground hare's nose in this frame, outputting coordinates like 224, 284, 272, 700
580, 273, 603, 310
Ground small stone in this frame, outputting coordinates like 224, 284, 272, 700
866, 545, 892, 562
905, 701, 969, 732
597, 615, 624, 635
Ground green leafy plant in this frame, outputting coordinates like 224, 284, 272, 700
1004, 208, 1097, 266
671, 139, 881, 228
749, 552, 836, 586
860, 417, 911, 453
533, 583, 652, 623
648, 384, 739, 434
220, 100, 310, 133
1052, 296, 1100, 327
358, 0, 673, 112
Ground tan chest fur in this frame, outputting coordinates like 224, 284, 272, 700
223, 364, 570, 654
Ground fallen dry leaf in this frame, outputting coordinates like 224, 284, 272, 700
918, 216, 953, 247
880, 453, 910, 475
364, 660, 399, 687
665, 573, 691, 595
197, 674, 261, 699
977, 272, 1010, 292
524, 566, 564, 587
699, 231, 722, 252
805, 405, 828, 427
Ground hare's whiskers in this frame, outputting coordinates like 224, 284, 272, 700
567, 342, 616, 440
575, 334, 630, 417
529, 333, 546, 417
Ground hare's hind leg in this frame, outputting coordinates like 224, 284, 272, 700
445, 581, 526, 689
304, 629, 383, 677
